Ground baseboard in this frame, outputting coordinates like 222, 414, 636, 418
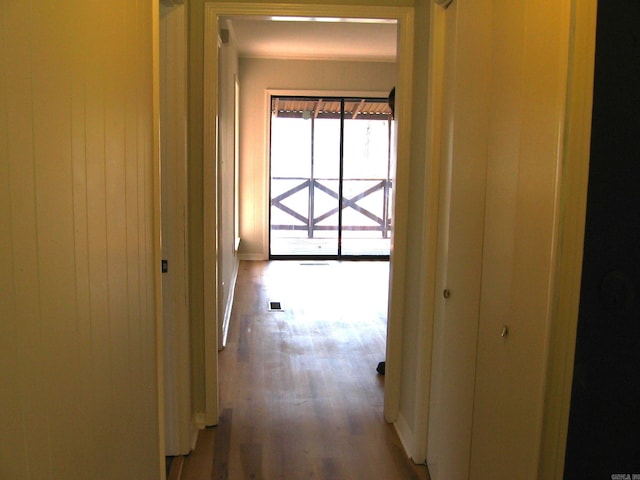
394, 412, 416, 462
191, 413, 204, 450
193, 412, 207, 430
221, 261, 239, 349
238, 252, 268, 261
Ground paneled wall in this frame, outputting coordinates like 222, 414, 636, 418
0, 1, 162, 479
238, 58, 397, 259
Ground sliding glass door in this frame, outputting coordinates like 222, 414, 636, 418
269, 96, 393, 259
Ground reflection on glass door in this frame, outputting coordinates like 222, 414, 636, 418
269, 96, 393, 258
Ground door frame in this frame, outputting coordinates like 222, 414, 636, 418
267, 92, 394, 260
160, 1, 192, 455
538, 1, 598, 477
202, 0, 414, 438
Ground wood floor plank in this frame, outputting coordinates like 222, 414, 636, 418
212, 409, 233, 480
179, 427, 215, 479
240, 443, 264, 480
183, 261, 429, 480
168, 456, 184, 480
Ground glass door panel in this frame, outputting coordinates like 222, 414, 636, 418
341, 99, 392, 256
270, 97, 341, 256
311, 115, 341, 255
269, 96, 392, 258
269, 111, 314, 256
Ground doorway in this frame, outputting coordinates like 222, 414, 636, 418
269, 95, 393, 259
202, 2, 416, 440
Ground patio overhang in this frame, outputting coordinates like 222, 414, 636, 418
272, 97, 393, 120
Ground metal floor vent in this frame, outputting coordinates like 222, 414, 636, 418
268, 301, 283, 311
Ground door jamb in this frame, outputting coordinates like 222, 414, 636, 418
538, 1, 597, 477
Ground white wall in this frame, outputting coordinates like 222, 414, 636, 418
0, 2, 162, 479
238, 58, 397, 259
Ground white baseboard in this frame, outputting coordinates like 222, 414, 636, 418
193, 412, 207, 431
187, 412, 207, 451
220, 261, 239, 349
394, 412, 415, 462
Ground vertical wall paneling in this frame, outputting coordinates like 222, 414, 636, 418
0, 2, 31, 478
0, 0, 162, 478
4, 2, 52, 478
69, 1, 92, 477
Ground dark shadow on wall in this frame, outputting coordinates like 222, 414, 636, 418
564, 1, 640, 478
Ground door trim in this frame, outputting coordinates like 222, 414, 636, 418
203, 0, 415, 442
538, 1, 597, 477
160, 1, 192, 454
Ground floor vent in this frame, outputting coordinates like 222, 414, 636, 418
268, 301, 283, 311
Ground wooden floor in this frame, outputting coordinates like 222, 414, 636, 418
176, 261, 429, 480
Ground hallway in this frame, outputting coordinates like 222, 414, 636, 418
177, 261, 428, 479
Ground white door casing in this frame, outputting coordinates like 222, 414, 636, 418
203, 0, 415, 447
160, 1, 192, 455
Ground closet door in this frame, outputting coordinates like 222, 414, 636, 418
428, 1, 576, 478
468, 2, 569, 478
426, 2, 491, 478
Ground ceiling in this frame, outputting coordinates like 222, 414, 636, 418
224, 17, 398, 62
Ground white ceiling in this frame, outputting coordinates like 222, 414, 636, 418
225, 17, 398, 62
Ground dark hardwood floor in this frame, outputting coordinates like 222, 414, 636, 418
178, 261, 429, 480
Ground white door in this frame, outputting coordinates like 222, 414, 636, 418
426, 1, 572, 478
426, 1, 492, 478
